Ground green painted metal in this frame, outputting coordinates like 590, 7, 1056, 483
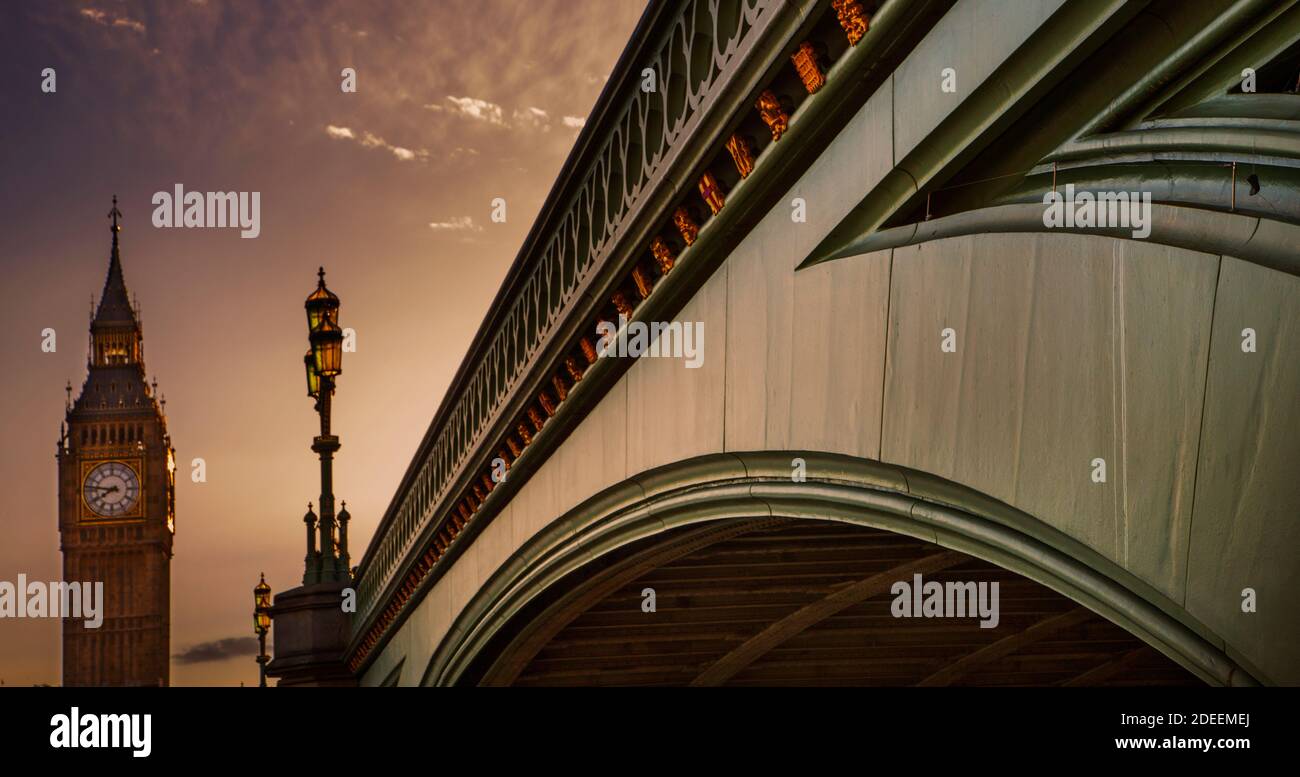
800, 0, 1147, 270
420, 451, 1265, 687
1165, 93, 1300, 121
799, 0, 1300, 270
1005, 156, 1300, 226
1075, 0, 1281, 137
1143, 0, 1300, 120
809, 202, 1300, 277
1043, 125, 1300, 165
931, 3, 1292, 221
799, 102, 1300, 271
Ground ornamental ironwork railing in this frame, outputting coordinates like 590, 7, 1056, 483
352, 0, 783, 623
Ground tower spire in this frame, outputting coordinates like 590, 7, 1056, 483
85, 196, 143, 369
108, 196, 123, 271
109, 195, 122, 232
93, 196, 137, 329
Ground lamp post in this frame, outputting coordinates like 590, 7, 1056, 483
262, 268, 356, 688
253, 574, 271, 687
303, 268, 350, 584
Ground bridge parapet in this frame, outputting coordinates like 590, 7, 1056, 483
351, 0, 835, 656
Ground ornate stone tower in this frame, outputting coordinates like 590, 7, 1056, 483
56, 199, 175, 687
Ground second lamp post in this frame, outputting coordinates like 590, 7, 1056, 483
253, 574, 271, 687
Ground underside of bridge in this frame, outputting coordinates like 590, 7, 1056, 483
465, 520, 1200, 687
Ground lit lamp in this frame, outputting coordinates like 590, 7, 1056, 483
310, 316, 343, 379
253, 573, 271, 687
304, 350, 320, 401
301, 268, 350, 584
305, 267, 339, 330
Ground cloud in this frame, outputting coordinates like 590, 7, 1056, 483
428, 216, 483, 232
173, 637, 261, 664
325, 125, 428, 162
114, 17, 147, 33
80, 7, 147, 33
445, 96, 507, 126
439, 97, 584, 134
513, 106, 550, 130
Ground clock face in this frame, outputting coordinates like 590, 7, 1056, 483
83, 461, 141, 517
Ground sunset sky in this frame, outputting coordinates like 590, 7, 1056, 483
0, 0, 646, 686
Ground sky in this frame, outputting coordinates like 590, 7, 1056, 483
0, 0, 647, 686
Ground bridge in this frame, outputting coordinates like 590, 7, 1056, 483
304, 0, 1300, 686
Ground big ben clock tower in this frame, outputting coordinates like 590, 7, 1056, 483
56, 198, 176, 686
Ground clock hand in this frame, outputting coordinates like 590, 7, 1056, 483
88, 485, 120, 493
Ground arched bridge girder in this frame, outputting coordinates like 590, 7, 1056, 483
421, 452, 1263, 687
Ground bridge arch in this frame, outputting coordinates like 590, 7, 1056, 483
422, 451, 1259, 687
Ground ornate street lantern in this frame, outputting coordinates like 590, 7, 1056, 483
305, 267, 340, 334
253, 573, 272, 687
310, 317, 343, 378
253, 574, 272, 634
